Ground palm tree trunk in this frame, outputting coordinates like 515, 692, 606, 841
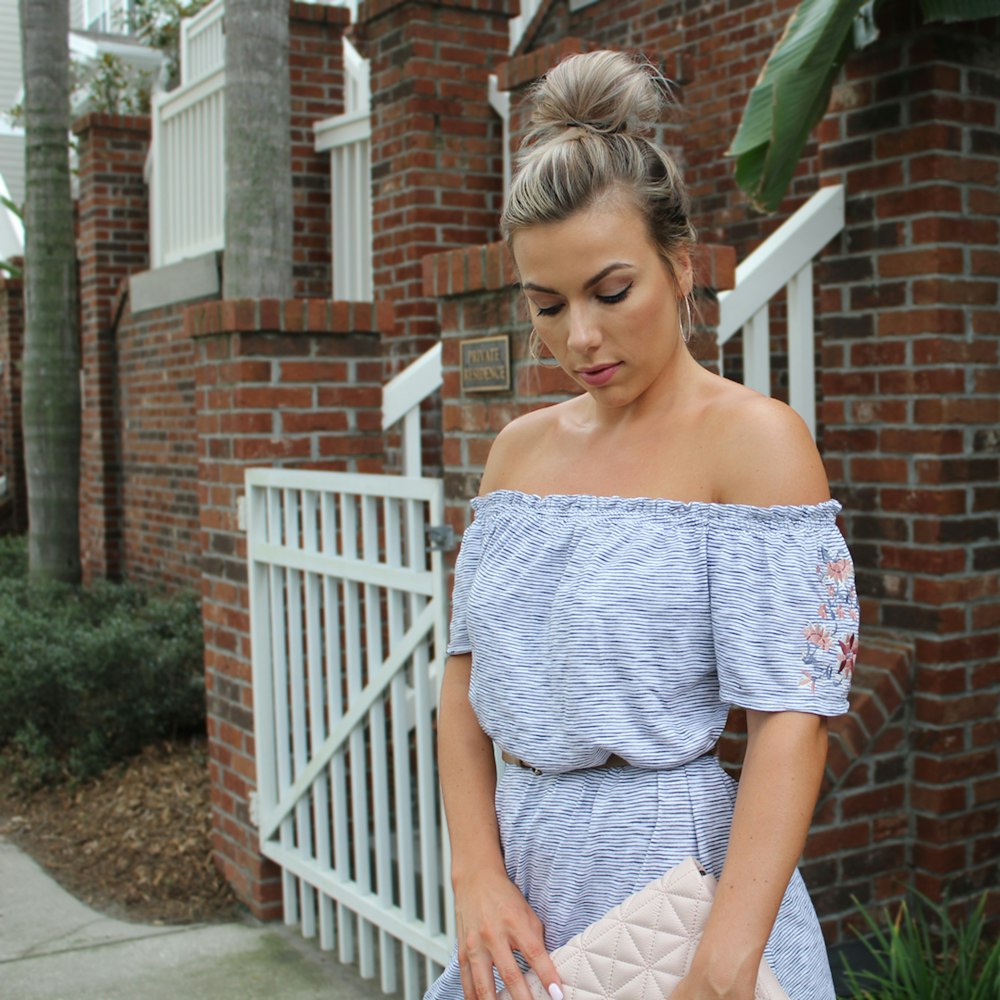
20, 0, 81, 582
223, 0, 292, 299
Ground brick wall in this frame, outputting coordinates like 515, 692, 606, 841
113, 288, 205, 590
289, 3, 350, 299
817, 3, 1000, 914
0, 270, 25, 535
187, 297, 391, 916
359, 0, 517, 371
73, 113, 151, 582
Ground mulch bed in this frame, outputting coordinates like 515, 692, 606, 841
0, 739, 243, 925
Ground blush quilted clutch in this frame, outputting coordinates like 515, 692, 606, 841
496, 857, 790, 1000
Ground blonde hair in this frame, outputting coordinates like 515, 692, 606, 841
503, 50, 696, 334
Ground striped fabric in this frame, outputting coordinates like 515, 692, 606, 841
427, 491, 860, 1000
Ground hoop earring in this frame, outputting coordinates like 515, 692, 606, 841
682, 297, 693, 343
530, 328, 562, 367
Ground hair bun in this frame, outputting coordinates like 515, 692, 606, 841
528, 50, 662, 142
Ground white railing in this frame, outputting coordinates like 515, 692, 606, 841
179, 0, 225, 85
716, 185, 845, 440
247, 467, 452, 1000
382, 343, 443, 478
148, 67, 226, 268
314, 39, 373, 302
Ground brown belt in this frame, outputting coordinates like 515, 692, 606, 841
500, 750, 630, 776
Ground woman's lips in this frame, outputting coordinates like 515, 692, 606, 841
577, 362, 622, 387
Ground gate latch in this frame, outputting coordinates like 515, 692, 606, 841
426, 525, 457, 552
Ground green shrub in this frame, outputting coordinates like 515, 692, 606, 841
0, 536, 205, 785
839, 889, 1000, 1000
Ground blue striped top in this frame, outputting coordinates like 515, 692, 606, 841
447, 490, 859, 774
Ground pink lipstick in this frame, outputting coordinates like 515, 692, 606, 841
577, 363, 622, 387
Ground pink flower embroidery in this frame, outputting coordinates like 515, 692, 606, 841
799, 670, 817, 693
826, 558, 853, 584
835, 604, 846, 619
803, 623, 834, 649
837, 634, 859, 678
818, 605, 828, 618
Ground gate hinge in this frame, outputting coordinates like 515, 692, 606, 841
426, 525, 457, 551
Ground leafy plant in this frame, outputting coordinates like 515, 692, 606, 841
839, 889, 1000, 999
73, 52, 158, 115
0, 536, 206, 786
120, 0, 215, 91
728, 0, 999, 212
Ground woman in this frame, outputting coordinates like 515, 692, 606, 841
427, 50, 859, 1000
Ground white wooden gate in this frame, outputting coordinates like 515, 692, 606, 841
247, 466, 454, 997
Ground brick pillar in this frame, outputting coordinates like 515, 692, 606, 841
289, 2, 350, 299
0, 268, 26, 534
819, 2, 1000, 910
73, 113, 151, 582
188, 296, 391, 917
359, 0, 517, 372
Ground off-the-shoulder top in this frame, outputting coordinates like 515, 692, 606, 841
446, 490, 859, 773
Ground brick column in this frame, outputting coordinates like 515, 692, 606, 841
188, 296, 391, 917
289, 2, 350, 299
0, 268, 26, 534
358, 0, 517, 372
819, 4, 1000, 911
73, 113, 151, 582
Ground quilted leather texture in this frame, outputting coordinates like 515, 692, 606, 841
497, 857, 790, 1000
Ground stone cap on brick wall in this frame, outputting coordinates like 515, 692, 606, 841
423, 240, 736, 298
71, 112, 151, 137
359, 0, 518, 24
497, 37, 596, 91
185, 298, 395, 338
290, 0, 351, 24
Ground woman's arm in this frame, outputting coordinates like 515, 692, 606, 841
673, 709, 828, 999
438, 653, 562, 1000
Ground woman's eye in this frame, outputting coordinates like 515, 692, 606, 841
535, 302, 563, 317
598, 284, 632, 305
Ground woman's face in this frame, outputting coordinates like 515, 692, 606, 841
511, 191, 692, 411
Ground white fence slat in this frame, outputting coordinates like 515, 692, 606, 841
787, 261, 817, 441
267, 487, 299, 926
321, 491, 355, 964
363, 495, 397, 995
385, 497, 421, 997
340, 493, 376, 979
284, 489, 317, 939
303, 489, 336, 951
744, 305, 771, 401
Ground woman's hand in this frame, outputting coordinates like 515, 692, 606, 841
454, 865, 562, 1000
668, 973, 757, 1000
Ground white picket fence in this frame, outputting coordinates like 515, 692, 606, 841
314, 38, 374, 302
716, 185, 845, 441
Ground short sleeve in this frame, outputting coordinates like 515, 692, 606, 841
707, 502, 859, 717
446, 515, 484, 656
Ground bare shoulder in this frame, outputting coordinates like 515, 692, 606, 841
704, 381, 831, 506
477, 403, 564, 495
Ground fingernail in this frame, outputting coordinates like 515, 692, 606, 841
548, 985, 564, 1000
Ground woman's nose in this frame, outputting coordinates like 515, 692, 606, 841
566, 306, 601, 354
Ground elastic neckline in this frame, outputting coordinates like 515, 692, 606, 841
470, 489, 842, 524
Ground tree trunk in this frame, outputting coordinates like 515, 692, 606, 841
20, 0, 81, 583
223, 0, 292, 299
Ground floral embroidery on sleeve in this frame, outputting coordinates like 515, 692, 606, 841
799, 544, 859, 694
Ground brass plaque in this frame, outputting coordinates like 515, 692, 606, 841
460, 335, 511, 393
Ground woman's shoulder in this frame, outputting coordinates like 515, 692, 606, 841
701, 377, 832, 507
478, 400, 573, 495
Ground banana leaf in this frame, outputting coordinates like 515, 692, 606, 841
727, 0, 867, 212
728, 0, 1000, 212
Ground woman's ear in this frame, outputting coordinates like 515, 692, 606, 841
676, 249, 694, 298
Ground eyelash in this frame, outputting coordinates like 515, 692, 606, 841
535, 283, 633, 317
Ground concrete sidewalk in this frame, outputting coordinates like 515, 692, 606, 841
0, 837, 388, 1000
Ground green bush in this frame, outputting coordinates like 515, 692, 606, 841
839, 889, 1000, 1000
0, 536, 205, 785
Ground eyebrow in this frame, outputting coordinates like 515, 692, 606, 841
521, 262, 633, 295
